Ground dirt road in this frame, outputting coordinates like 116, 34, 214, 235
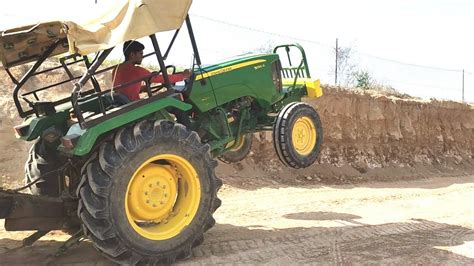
1, 175, 473, 265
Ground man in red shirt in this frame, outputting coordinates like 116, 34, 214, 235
112, 40, 189, 101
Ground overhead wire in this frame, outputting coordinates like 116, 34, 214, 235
191, 13, 471, 74
190, 13, 332, 48
354, 52, 462, 72
382, 78, 457, 91
189, 13, 472, 101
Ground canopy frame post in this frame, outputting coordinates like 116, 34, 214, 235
149, 34, 172, 89
71, 48, 113, 126
186, 15, 201, 66
163, 29, 180, 60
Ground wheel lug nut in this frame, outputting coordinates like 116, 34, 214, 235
160, 201, 164, 205
146, 200, 150, 204
149, 184, 152, 188
144, 192, 148, 195
153, 204, 157, 208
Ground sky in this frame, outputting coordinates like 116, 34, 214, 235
0, 0, 473, 101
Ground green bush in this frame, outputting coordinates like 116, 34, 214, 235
353, 70, 372, 90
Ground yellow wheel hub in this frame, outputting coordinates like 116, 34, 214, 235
125, 154, 201, 240
291, 116, 317, 156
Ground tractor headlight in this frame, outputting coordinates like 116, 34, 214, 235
271, 60, 283, 92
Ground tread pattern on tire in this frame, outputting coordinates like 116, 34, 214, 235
76, 120, 222, 265
24, 139, 62, 197
273, 102, 323, 169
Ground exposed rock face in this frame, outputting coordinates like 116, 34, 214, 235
250, 86, 473, 179
312, 87, 473, 168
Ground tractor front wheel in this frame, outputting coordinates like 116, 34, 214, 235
273, 102, 323, 168
218, 134, 253, 163
77, 120, 222, 264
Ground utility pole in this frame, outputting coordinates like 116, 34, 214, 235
335, 38, 338, 86
462, 69, 465, 102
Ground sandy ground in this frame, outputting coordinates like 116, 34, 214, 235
0, 66, 473, 265
1, 175, 473, 265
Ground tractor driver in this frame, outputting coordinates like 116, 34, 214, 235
112, 40, 190, 102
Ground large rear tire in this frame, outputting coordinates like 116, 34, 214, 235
25, 139, 62, 197
273, 102, 323, 168
77, 120, 222, 264
25, 139, 81, 234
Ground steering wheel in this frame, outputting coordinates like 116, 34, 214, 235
149, 65, 177, 94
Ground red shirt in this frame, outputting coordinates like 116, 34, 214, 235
112, 63, 186, 101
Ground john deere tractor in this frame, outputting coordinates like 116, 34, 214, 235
0, 0, 323, 264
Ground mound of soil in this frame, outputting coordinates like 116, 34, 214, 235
217, 86, 474, 189
0, 69, 473, 188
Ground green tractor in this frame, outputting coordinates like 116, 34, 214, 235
0, 1, 322, 264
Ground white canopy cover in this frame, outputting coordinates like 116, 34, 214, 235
0, 0, 192, 67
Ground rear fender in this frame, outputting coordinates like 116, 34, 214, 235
70, 98, 192, 156
15, 111, 69, 141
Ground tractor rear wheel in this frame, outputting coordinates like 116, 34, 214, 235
25, 139, 62, 197
25, 139, 81, 234
77, 120, 222, 264
273, 102, 323, 168
218, 134, 253, 163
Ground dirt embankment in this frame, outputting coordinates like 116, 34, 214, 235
315, 87, 473, 168
219, 87, 474, 188
0, 68, 473, 187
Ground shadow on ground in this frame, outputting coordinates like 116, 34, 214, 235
192, 217, 474, 265
1, 216, 473, 265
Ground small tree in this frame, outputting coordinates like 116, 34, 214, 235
353, 70, 373, 90
334, 45, 357, 86
253, 42, 276, 54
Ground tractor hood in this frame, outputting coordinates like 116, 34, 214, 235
0, 0, 192, 68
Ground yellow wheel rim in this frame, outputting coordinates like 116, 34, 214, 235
125, 154, 201, 240
291, 116, 317, 156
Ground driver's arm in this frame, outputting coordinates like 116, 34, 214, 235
150, 69, 191, 84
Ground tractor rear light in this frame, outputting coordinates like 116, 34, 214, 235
61, 134, 80, 149
13, 125, 29, 137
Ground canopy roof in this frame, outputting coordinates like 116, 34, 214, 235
0, 0, 192, 68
